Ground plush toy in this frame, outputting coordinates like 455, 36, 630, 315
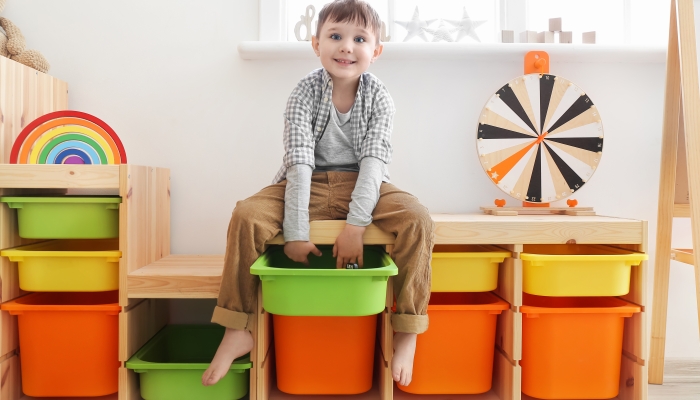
0, 0, 50, 73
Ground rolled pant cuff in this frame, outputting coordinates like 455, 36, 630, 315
391, 313, 429, 334
211, 306, 253, 331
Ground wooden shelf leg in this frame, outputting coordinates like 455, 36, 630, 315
649, 0, 683, 385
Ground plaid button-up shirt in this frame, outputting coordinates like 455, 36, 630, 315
273, 68, 395, 183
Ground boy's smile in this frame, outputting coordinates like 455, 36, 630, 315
312, 21, 383, 84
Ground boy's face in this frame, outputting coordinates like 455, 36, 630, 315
312, 20, 383, 83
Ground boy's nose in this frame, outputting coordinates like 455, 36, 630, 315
340, 40, 353, 52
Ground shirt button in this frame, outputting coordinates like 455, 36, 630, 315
324, 97, 328, 102
317, 127, 322, 131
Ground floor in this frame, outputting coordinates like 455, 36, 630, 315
648, 358, 700, 400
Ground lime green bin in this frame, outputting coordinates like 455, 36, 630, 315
1, 196, 121, 239
126, 325, 252, 400
251, 245, 398, 316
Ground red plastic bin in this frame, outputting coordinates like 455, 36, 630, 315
273, 315, 376, 394
521, 294, 641, 399
1, 291, 120, 397
397, 292, 510, 394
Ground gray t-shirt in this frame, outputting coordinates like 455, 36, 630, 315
283, 105, 384, 241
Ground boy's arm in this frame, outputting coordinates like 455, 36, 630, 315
347, 157, 384, 227
282, 84, 317, 173
283, 164, 313, 242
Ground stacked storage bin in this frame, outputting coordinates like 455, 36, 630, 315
251, 245, 397, 394
519, 244, 647, 399
397, 244, 511, 395
0, 196, 122, 397
126, 325, 253, 400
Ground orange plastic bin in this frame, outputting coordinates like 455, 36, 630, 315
397, 292, 509, 394
521, 294, 640, 399
1, 291, 120, 397
273, 315, 376, 394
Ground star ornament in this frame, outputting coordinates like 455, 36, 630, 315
424, 20, 458, 42
445, 7, 487, 42
394, 7, 436, 42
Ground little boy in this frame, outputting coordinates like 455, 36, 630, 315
203, 0, 434, 388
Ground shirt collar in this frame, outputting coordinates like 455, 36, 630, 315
321, 68, 365, 95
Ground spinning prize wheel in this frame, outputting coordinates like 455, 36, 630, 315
477, 69, 603, 204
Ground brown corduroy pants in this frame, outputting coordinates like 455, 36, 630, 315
211, 171, 435, 334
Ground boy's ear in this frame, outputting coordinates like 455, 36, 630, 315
371, 43, 384, 63
311, 36, 320, 57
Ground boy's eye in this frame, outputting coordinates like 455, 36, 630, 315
330, 33, 341, 40
354, 36, 366, 43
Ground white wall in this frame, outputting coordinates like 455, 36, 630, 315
4, 0, 699, 358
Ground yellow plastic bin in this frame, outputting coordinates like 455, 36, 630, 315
431, 245, 510, 292
1, 239, 121, 292
520, 244, 647, 297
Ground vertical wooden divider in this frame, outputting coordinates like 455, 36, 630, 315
119, 166, 171, 400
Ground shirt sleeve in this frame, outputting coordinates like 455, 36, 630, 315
282, 82, 317, 170
283, 163, 313, 242
347, 156, 384, 227
359, 82, 395, 164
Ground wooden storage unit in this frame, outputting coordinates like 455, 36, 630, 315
126, 214, 647, 400
0, 164, 170, 400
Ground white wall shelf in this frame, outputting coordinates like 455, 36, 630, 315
238, 41, 666, 63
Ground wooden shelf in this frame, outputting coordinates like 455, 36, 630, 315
671, 248, 694, 265
0, 165, 120, 189
127, 255, 224, 298
127, 214, 645, 299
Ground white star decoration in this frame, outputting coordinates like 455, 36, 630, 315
424, 20, 457, 42
394, 7, 436, 42
445, 7, 486, 42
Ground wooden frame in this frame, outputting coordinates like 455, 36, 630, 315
121, 213, 646, 400
649, 0, 700, 385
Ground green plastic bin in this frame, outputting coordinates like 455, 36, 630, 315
1, 196, 121, 239
126, 325, 252, 400
250, 245, 398, 316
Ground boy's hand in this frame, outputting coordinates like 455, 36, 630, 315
284, 241, 322, 266
333, 224, 366, 269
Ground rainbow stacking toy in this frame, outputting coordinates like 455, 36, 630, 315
10, 111, 127, 164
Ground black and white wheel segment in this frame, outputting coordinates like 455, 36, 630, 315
476, 73, 604, 203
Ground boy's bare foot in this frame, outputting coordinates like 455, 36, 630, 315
202, 328, 254, 386
392, 332, 417, 386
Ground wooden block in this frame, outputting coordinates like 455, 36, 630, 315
520, 30, 538, 43
119, 298, 169, 361
501, 30, 515, 43
537, 31, 555, 43
495, 258, 522, 307
493, 347, 521, 400
0, 355, 20, 400
118, 366, 142, 400
549, 17, 562, 32
496, 307, 522, 361
583, 31, 596, 44
560, 31, 573, 43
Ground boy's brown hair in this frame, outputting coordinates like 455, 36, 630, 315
315, 0, 382, 43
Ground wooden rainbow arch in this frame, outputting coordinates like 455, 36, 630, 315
10, 111, 127, 164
